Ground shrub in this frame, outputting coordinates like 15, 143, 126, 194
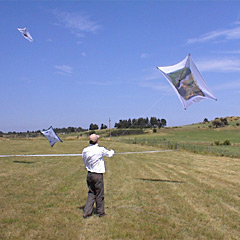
222, 140, 231, 145
214, 140, 231, 146
203, 118, 209, 123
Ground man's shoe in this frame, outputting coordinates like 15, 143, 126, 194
83, 214, 92, 219
99, 213, 107, 218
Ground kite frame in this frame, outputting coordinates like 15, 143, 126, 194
17, 27, 33, 42
41, 126, 63, 147
157, 54, 217, 109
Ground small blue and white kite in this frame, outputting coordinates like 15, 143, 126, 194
17, 27, 33, 42
157, 54, 217, 109
41, 126, 62, 147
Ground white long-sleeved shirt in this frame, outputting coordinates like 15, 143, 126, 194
82, 143, 114, 173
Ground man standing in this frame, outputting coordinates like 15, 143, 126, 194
82, 134, 114, 218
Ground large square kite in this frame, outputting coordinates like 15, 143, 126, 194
157, 54, 217, 109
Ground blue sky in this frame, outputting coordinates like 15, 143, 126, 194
1, 0, 240, 132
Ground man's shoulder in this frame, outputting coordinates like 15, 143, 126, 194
82, 145, 91, 152
82, 144, 99, 152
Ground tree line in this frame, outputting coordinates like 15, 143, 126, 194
0, 126, 87, 138
0, 116, 167, 136
89, 117, 167, 130
114, 117, 167, 129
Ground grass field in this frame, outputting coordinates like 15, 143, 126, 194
0, 138, 240, 240
115, 124, 240, 158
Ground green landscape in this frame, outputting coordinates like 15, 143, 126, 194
0, 117, 240, 239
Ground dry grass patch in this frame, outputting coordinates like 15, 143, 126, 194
0, 140, 239, 239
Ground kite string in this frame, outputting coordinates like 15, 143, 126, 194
106, 94, 165, 209
106, 94, 165, 150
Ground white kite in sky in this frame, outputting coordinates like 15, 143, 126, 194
17, 27, 33, 42
157, 54, 217, 109
41, 126, 62, 147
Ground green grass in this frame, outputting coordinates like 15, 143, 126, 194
116, 124, 240, 158
0, 138, 240, 239
121, 126, 240, 144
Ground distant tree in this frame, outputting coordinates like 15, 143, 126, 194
212, 120, 221, 128
137, 118, 146, 128
145, 117, 150, 128
76, 127, 86, 132
203, 118, 209, 123
212, 118, 228, 128
121, 120, 127, 128
220, 118, 228, 126
89, 123, 99, 130
156, 118, 161, 128
150, 117, 158, 127
132, 118, 137, 127
160, 118, 167, 127
67, 127, 75, 133
127, 118, 132, 128
100, 124, 107, 129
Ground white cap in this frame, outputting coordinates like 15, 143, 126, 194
89, 134, 99, 142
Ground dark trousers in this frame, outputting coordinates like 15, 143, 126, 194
83, 172, 105, 216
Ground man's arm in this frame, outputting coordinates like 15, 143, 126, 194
102, 148, 114, 157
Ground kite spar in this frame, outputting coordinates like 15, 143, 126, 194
17, 27, 33, 42
157, 54, 217, 109
40, 126, 63, 147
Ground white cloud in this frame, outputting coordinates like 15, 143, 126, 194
140, 69, 173, 94
140, 53, 149, 59
140, 81, 172, 93
55, 65, 73, 75
196, 58, 240, 72
52, 9, 101, 38
187, 26, 240, 44
214, 80, 240, 91
142, 69, 162, 81
215, 50, 240, 54
87, 81, 113, 86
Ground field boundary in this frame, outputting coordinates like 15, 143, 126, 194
0, 150, 174, 158
119, 137, 240, 158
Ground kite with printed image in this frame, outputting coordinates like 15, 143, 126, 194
157, 54, 217, 109
17, 27, 33, 42
40, 126, 63, 147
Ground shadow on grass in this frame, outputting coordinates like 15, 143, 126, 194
13, 160, 35, 164
136, 178, 184, 183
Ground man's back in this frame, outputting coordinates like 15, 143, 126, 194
82, 144, 114, 173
